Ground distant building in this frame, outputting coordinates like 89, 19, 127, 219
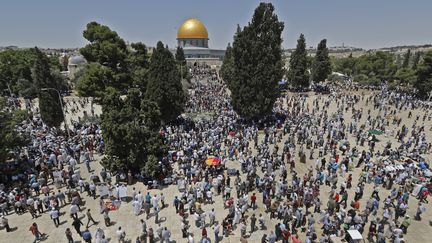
174, 18, 225, 67
67, 54, 86, 79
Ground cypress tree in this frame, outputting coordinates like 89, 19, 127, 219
145, 41, 186, 123
175, 46, 186, 63
288, 34, 309, 88
220, 43, 234, 85
230, 2, 284, 119
402, 49, 411, 68
33, 47, 64, 128
312, 39, 332, 82
412, 51, 422, 70
415, 50, 432, 98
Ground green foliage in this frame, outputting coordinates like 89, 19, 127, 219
174, 46, 189, 81
80, 22, 131, 92
412, 51, 422, 70
229, 2, 284, 119
333, 51, 397, 84
0, 49, 67, 97
288, 34, 309, 88
353, 74, 380, 86
128, 42, 150, 92
355, 52, 397, 81
333, 53, 356, 77
76, 63, 115, 98
129, 42, 149, 69
220, 43, 234, 84
402, 49, 411, 68
0, 102, 29, 163
33, 47, 64, 128
175, 46, 186, 63
145, 41, 186, 123
395, 68, 416, 84
80, 22, 128, 69
415, 50, 432, 98
0, 49, 37, 96
311, 39, 332, 82
100, 88, 166, 174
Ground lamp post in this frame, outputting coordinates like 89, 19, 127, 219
40, 88, 70, 138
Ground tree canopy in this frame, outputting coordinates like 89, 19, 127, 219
220, 43, 234, 85
229, 2, 284, 119
288, 34, 309, 88
101, 88, 166, 173
311, 39, 332, 82
0, 48, 65, 97
415, 50, 432, 98
145, 41, 186, 123
33, 47, 64, 128
0, 98, 28, 163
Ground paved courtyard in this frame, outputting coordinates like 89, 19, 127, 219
2, 90, 432, 243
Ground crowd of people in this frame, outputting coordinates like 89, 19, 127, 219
0, 66, 432, 243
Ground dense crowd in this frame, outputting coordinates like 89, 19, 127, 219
1, 68, 431, 243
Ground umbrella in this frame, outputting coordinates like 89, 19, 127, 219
205, 156, 221, 166
368, 129, 384, 135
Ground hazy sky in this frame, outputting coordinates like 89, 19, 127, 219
1, 0, 431, 50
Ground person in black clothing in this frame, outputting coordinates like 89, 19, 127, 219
72, 217, 83, 236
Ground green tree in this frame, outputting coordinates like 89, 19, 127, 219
75, 63, 115, 99
220, 43, 234, 84
175, 46, 185, 63
333, 53, 357, 77
415, 50, 432, 98
174, 46, 189, 81
100, 88, 166, 174
402, 49, 411, 68
0, 49, 37, 96
354, 51, 397, 82
80, 22, 128, 69
288, 34, 309, 88
0, 98, 28, 163
128, 42, 150, 92
80, 22, 131, 91
412, 51, 422, 70
145, 41, 186, 123
395, 68, 416, 84
229, 2, 284, 119
311, 39, 332, 82
33, 47, 64, 128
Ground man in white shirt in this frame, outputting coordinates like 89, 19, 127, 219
70, 204, 79, 219
50, 208, 60, 227
162, 227, 171, 243
116, 226, 126, 243
208, 208, 216, 226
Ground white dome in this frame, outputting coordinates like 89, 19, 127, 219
68, 55, 86, 66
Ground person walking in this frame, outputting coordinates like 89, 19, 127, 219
103, 207, 111, 227
65, 228, 74, 243
116, 226, 126, 243
250, 214, 257, 232
0, 216, 11, 232
86, 209, 98, 228
82, 228, 92, 243
173, 196, 180, 213
72, 217, 84, 236
29, 222, 42, 243
50, 208, 60, 227
95, 227, 105, 242
214, 223, 220, 243
162, 227, 171, 243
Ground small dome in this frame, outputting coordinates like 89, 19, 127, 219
177, 18, 208, 39
68, 55, 86, 66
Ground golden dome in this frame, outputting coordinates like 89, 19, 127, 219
177, 18, 208, 39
